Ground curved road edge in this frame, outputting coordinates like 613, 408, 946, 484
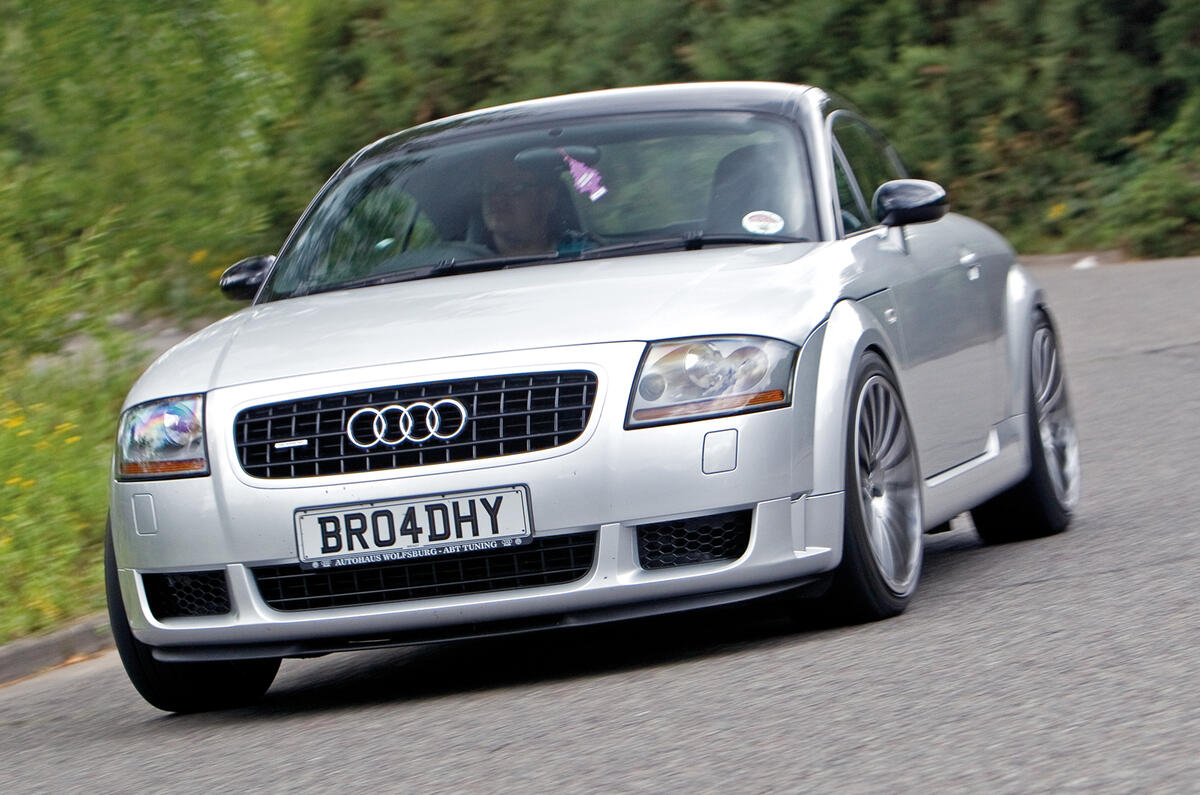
0, 615, 111, 686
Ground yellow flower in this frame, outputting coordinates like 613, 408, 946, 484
34, 441, 49, 450
17, 429, 31, 437
1047, 202, 1067, 221
20, 479, 35, 488
2, 416, 23, 429
189, 249, 210, 264
4, 477, 20, 486
65, 435, 82, 444
55, 422, 76, 433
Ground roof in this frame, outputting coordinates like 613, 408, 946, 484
354, 81, 822, 164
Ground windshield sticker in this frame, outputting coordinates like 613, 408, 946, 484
742, 210, 785, 235
559, 148, 607, 202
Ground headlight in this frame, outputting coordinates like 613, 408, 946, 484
115, 395, 208, 479
627, 336, 798, 427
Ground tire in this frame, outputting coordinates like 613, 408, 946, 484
105, 521, 280, 713
971, 310, 1080, 543
826, 352, 924, 622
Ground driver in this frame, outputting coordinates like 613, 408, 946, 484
480, 159, 563, 256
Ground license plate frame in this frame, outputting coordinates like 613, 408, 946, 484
294, 485, 532, 570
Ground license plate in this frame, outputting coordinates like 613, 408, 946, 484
294, 486, 531, 569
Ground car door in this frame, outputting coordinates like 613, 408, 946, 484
831, 112, 997, 475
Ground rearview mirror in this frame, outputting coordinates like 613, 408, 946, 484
872, 180, 948, 227
219, 255, 275, 301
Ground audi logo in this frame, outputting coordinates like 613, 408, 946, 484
345, 399, 469, 449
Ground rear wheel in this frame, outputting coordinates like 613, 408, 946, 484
105, 521, 280, 713
827, 353, 923, 622
971, 311, 1079, 543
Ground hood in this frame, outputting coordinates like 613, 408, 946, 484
128, 243, 845, 406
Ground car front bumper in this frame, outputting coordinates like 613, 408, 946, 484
110, 341, 843, 659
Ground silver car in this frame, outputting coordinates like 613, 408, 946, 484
107, 82, 1080, 712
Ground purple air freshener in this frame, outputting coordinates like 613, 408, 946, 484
559, 148, 607, 202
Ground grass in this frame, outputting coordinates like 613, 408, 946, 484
0, 343, 144, 643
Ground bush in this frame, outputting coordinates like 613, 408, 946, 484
1098, 95, 1200, 258
0, 347, 142, 642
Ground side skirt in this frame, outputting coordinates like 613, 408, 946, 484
922, 415, 1029, 527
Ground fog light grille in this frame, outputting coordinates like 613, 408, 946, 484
142, 571, 231, 619
636, 510, 752, 569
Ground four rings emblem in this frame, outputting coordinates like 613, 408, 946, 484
346, 399, 469, 449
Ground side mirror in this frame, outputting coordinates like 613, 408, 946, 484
219, 255, 275, 301
872, 179, 948, 227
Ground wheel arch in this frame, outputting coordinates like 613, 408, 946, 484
808, 297, 906, 498
1003, 263, 1055, 426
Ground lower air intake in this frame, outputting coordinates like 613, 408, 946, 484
636, 510, 752, 569
142, 571, 232, 619
252, 531, 597, 611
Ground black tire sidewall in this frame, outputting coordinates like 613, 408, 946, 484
105, 519, 279, 713
1023, 312, 1074, 531
105, 519, 166, 701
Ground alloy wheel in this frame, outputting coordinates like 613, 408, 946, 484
853, 374, 922, 595
1031, 324, 1081, 510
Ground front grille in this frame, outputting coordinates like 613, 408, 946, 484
234, 371, 598, 479
636, 510, 752, 570
252, 531, 597, 611
142, 571, 231, 619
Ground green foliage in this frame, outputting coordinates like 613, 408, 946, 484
2, 0, 1198, 348
1097, 94, 1200, 257
0, 0, 283, 355
0, 348, 142, 642
0, 0, 1198, 639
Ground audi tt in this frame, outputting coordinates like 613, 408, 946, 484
107, 82, 1080, 712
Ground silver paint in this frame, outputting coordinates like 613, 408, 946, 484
109, 82, 1058, 657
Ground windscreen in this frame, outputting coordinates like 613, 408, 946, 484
261, 112, 813, 301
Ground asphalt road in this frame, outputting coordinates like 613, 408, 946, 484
3, 256, 1198, 793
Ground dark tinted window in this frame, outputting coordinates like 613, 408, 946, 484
833, 150, 868, 234
831, 114, 903, 225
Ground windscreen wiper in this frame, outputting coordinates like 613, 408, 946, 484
439, 251, 565, 271
297, 252, 563, 297
578, 232, 809, 260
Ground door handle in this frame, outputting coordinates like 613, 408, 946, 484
958, 248, 981, 280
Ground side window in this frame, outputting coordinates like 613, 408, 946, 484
833, 147, 868, 234
831, 114, 903, 225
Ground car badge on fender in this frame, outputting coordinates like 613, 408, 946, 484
346, 399, 469, 449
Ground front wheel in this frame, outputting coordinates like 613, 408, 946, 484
105, 521, 280, 713
826, 353, 924, 622
971, 311, 1079, 543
